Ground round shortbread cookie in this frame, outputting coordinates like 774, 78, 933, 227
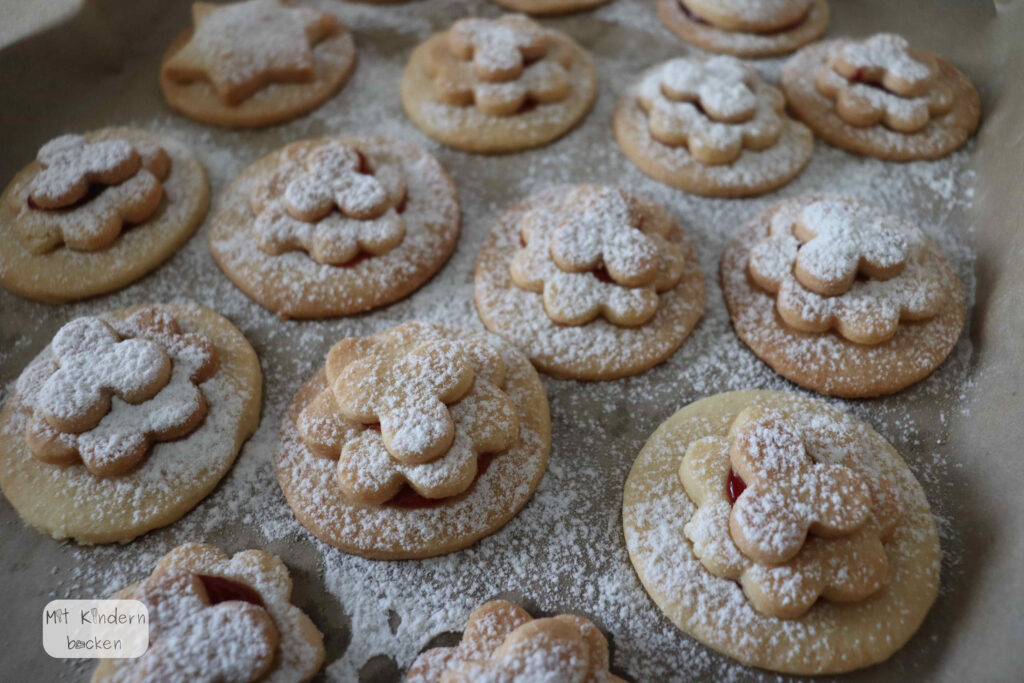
0, 127, 208, 303
400, 21, 598, 153
781, 39, 980, 160
92, 543, 324, 682
0, 303, 262, 544
209, 136, 460, 319
658, 0, 829, 58
622, 390, 941, 675
159, 0, 357, 128
683, 0, 813, 33
474, 185, 705, 380
614, 62, 814, 197
720, 197, 966, 397
490, 0, 611, 15
275, 324, 550, 560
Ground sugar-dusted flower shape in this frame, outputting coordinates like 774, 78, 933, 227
136, 565, 279, 682
680, 406, 903, 619
429, 14, 572, 116
815, 33, 954, 133
297, 323, 519, 502
97, 542, 325, 683
747, 197, 949, 344
406, 600, 625, 683
510, 186, 685, 327
14, 134, 171, 254
16, 307, 217, 476
162, 0, 339, 106
637, 56, 785, 165
29, 136, 137, 209
728, 409, 872, 564
250, 140, 407, 265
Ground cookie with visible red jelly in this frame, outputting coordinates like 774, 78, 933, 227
92, 543, 324, 682
209, 136, 460, 319
623, 390, 940, 674
274, 322, 550, 560
0, 127, 208, 303
782, 33, 980, 160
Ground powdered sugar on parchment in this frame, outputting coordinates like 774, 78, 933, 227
0, 1, 981, 681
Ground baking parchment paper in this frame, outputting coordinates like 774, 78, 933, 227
1, 0, 1021, 681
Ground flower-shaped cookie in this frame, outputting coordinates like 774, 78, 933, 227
136, 566, 279, 682
16, 307, 217, 476
28, 135, 137, 209
638, 56, 784, 165
680, 405, 902, 618
747, 197, 949, 344
429, 15, 571, 117
297, 322, 519, 502
510, 186, 685, 327
14, 134, 171, 254
250, 140, 407, 266
781, 33, 979, 160
406, 600, 625, 683
401, 14, 597, 153
616, 57, 813, 197
93, 543, 325, 682
727, 409, 872, 564
815, 34, 954, 133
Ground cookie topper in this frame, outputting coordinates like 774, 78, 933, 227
728, 410, 872, 564
510, 186, 685, 327
18, 308, 217, 476
297, 323, 520, 503
816, 33, 955, 133
407, 600, 625, 682
430, 14, 572, 117
15, 134, 171, 254
162, 0, 339, 105
680, 405, 903, 618
638, 56, 785, 165
251, 140, 407, 265
137, 566, 279, 681
747, 198, 949, 344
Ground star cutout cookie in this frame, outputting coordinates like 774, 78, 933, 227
163, 0, 338, 106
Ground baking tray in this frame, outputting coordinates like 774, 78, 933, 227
1, 0, 1022, 681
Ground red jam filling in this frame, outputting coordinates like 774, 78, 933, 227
387, 453, 495, 509
849, 67, 892, 92
726, 469, 746, 505
196, 574, 265, 608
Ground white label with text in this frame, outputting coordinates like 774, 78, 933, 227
43, 600, 149, 659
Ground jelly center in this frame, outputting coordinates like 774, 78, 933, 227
727, 469, 747, 505
196, 574, 265, 608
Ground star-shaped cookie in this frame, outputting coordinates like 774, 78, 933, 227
163, 0, 338, 106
